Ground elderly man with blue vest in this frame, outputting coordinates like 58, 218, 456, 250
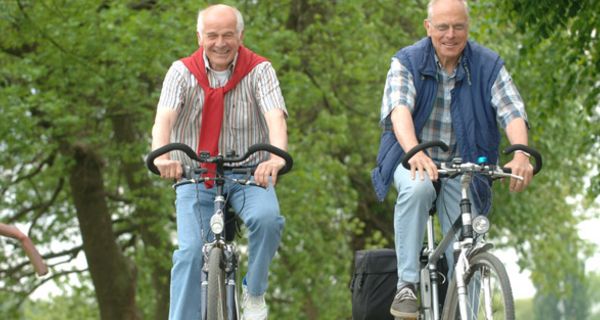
371, 0, 534, 318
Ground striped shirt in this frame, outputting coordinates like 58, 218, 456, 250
157, 52, 288, 168
380, 57, 527, 161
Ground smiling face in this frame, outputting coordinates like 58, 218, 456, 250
197, 6, 243, 71
424, 0, 469, 69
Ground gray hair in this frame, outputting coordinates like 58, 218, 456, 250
197, 4, 244, 37
427, 0, 469, 20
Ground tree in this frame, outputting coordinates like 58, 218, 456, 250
533, 260, 589, 319
0, 0, 194, 318
589, 271, 600, 320
480, 0, 599, 304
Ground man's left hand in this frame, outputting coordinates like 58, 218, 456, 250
254, 156, 286, 187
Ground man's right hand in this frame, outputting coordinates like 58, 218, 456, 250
407, 151, 439, 181
153, 158, 183, 179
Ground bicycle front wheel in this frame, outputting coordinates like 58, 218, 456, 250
207, 247, 227, 320
442, 251, 515, 320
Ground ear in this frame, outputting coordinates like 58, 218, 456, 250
196, 32, 202, 47
239, 31, 244, 43
423, 19, 431, 36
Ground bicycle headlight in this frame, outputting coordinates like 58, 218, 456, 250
210, 213, 224, 235
472, 215, 490, 234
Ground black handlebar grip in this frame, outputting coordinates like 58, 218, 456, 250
145, 143, 199, 176
401, 141, 450, 169
503, 144, 543, 175
242, 144, 294, 175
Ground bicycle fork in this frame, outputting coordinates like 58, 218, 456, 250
200, 243, 240, 320
224, 245, 239, 320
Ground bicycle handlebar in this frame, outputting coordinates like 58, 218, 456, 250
146, 143, 294, 177
401, 141, 543, 175
502, 144, 543, 175
401, 141, 450, 170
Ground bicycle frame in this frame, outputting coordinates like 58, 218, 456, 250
420, 170, 499, 320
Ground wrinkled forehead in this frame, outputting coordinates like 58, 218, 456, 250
201, 6, 238, 32
428, 0, 469, 23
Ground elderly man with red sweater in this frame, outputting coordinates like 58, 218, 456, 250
151, 4, 288, 320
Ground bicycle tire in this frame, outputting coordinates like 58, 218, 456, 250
207, 247, 227, 320
442, 251, 515, 320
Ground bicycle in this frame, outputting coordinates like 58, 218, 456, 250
146, 143, 293, 320
400, 141, 542, 320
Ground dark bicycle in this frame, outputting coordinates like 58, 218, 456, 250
146, 143, 293, 320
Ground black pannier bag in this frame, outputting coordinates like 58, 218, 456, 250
349, 249, 397, 320
349, 247, 449, 320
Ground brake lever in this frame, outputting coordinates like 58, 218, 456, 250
172, 179, 197, 189
493, 168, 523, 181
499, 173, 523, 181
232, 178, 266, 189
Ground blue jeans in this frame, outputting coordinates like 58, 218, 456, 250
392, 166, 479, 288
169, 174, 284, 320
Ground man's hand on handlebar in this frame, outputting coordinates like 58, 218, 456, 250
254, 156, 286, 187
146, 143, 293, 186
503, 153, 534, 193
408, 151, 439, 182
154, 158, 183, 180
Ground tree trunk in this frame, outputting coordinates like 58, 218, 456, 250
111, 113, 172, 320
69, 144, 140, 320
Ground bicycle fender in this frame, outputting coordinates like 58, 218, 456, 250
468, 242, 494, 258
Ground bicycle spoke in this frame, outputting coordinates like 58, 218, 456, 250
443, 252, 515, 320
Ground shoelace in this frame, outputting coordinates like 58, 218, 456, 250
395, 287, 417, 301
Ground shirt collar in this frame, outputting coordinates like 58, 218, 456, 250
434, 54, 462, 77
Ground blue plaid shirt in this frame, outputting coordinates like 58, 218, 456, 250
381, 56, 527, 162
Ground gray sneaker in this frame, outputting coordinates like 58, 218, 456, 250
390, 284, 418, 319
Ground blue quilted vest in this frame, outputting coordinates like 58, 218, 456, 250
371, 37, 504, 213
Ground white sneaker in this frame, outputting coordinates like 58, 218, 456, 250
241, 282, 268, 320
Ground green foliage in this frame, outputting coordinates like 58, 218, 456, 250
23, 280, 99, 320
471, 0, 600, 316
515, 298, 534, 319
589, 271, 600, 320
533, 268, 590, 320
240, 1, 425, 316
0, 0, 186, 317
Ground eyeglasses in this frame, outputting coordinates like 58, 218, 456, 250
428, 21, 468, 33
